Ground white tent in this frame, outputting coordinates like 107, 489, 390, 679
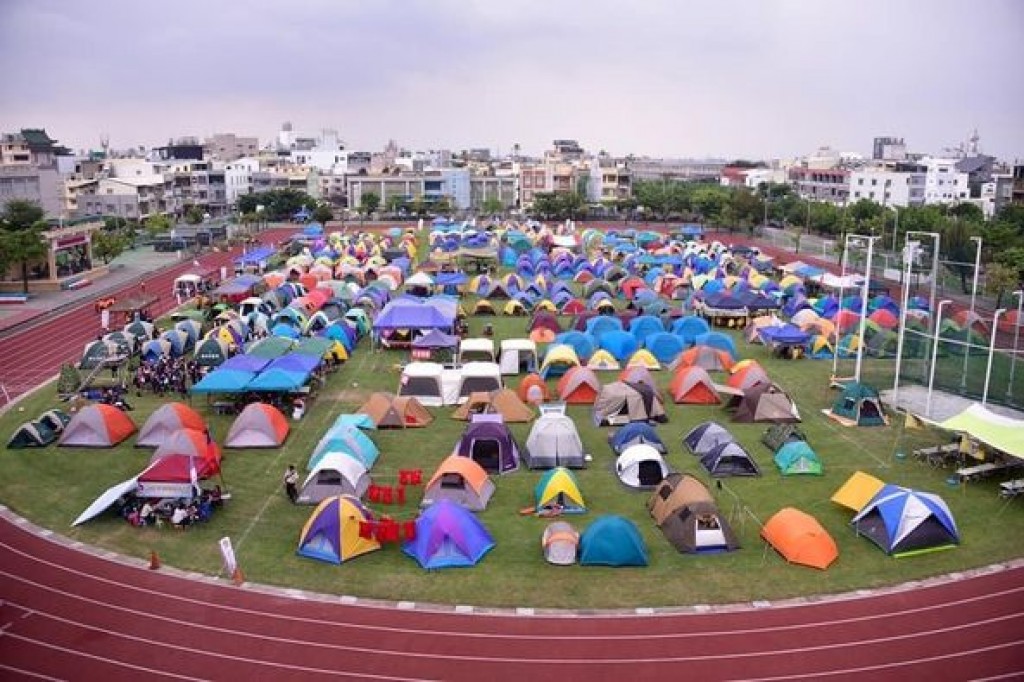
296, 453, 370, 504
398, 361, 446, 407
615, 444, 669, 489
524, 406, 586, 469
498, 338, 538, 376
72, 478, 139, 526
455, 362, 502, 403
405, 271, 435, 287
458, 338, 496, 364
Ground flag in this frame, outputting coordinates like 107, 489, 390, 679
904, 412, 923, 430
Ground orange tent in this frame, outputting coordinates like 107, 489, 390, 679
517, 373, 550, 405
761, 507, 838, 570
529, 328, 556, 343
669, 366, 721, 404
59, 404, 137, 448
557, 366, 602, 404
727, 363, 771, 391
678, 346, 734, 373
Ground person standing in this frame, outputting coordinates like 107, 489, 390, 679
283, 465, 299, 503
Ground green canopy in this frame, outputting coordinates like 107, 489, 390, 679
938, 404, 1024, 460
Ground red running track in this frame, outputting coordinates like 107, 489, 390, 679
1, 514, 1022, 681
0, 228, 297, 401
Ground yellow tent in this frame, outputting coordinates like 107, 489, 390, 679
540, 344, 581, 377
535, 467, 586, 513
586, 348, 620, 371
626, 348, 660, 370
831, 471, 886, 512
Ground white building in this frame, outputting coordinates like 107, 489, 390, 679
922, 157, 970, 205
224, 158, 259, 205
848, 166, 927, 208
743, 168, 788, 189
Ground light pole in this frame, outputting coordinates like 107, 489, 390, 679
926, 299, 953, 417
961, 235, 982, 390
892, 231, 940, 399
852, 235, 877, 384
892, 206, 899, 252
1006, 290, 1023, 401
982, 308, 1007, 405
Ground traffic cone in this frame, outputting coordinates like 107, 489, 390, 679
148, 550, 161, 570
231, 567, 245, 586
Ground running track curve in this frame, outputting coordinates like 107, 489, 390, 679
2, 227, 1023, 679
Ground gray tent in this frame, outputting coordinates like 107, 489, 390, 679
683, 421, 735, 455
524, 407, 586, 469
733, 384, 801, 424
296, 453, 370, 504
38, 409, 71, 433
699, 442, 761, 477
592, 381, 667, 427
7, 421, 57, 449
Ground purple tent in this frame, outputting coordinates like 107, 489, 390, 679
402, 500, 495, 569
412, 329, 459, 349
454, 415, 520, 474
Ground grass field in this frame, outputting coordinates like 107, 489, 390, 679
3, 306, 1024, 610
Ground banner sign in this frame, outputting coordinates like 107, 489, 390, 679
135, 482, 194, 499
219, 537, 237, 575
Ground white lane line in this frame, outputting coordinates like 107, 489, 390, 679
2, 618, 433, 681
4, 582, 1023, 666
2, 538, 1023, 641
744, 640, 1024, 680
0, 663, 64, 681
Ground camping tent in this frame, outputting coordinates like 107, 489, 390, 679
648, 473, 740, 554
422, 454, 496, 511
683, 421, 735, 455
498, 339, 538, 376
136, 403, 207, 448
761, 423, 807, 452
38, 409, 70, 433
831, 471, 886, 513
225, 402, 289, 448
669, 366, 721, 404
733, 384, 801, 423
296, 452, 371, 504
592, 381, 667, 426
398, 362, 446, 407
774, 441, 822, 475
455, 362, 502, 401
557, 366, 602, 404
309, 424, 380, 470
153, 428, 217, 460
524, 406, 586, 469
678, 345, 735, 373
517, 373, 550, 405
296, 495, 380, 564
540, 344, 582, 379
451, 389, 534, 423
761, 507, 839, 570
851, 485, 959, 556
7, 421, 57, 448
615, 444, 670, 488
403, 499, 495, 569
609, 422, 667, 455
534, 467, 586, 513
578, 516, 648, 567
457, 338, 496, 364
356, 393, 433, 428
699, 441, 761, 477
59, 404, 136, 448
828, 382, 887, 426
453, 415, 521, 474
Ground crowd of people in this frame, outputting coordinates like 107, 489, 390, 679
132, 357, 200, 397
119, 487, 223, 529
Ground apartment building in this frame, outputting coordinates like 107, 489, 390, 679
788, 167, 850, 204
0, 129, 68, 216
205, 133, 259, 162
922, 157, 970, 205
848, 163, 927, 208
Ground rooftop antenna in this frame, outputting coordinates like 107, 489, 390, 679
99, 133, 110, 158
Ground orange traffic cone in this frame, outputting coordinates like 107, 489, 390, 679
231, 567, 245, 586
149, 550, 161, 570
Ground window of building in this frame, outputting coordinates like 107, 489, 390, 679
858, 178, 864, 185
871, 179, 877, 186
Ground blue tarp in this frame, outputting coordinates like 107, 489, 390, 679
190, 369, 256, 394
372, 299, 455, 331
219, 354, 272, 373
234, 248, 275, 266
759, 324, 811, 345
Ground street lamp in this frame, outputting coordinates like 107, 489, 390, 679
926, 299, 953, 417
961, 235, 983, 390
982, 308, 1007, 405
1007, 291, 1023, 401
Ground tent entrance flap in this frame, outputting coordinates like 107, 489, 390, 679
471, 439, 501, 473
637, 461, 664, 486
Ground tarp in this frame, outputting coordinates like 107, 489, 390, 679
936, 404, 1024, 461
72, 477, 139, 526
831, 471, 886, 513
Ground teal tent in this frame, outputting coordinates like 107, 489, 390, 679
7, 421, 57, 448
579, 516, 648, 567
774, 441, 823, 475
831, 382, 886, 426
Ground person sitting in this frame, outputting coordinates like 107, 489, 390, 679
209, 485, 223, 507
171, 504, 191, 528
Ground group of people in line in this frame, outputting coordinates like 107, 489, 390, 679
132, 357, 200, 398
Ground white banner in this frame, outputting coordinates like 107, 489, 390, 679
100, 309, 110, 329
135, 481, 194, 499
219, 537, 237, 575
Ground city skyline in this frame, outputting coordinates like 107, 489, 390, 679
1, 0, 1022, 160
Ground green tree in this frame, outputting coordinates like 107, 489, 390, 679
690, 186, 729, 224
729, 189, 763, 229
940, 219, 978, 293
360, 191, 380, 217
995, 247, 1024, 283
480, 197, 504, 216
385, 194, 406, 215
184, 205, 205, 225
847, 198, 884, 226
433, 197, 453, 216
312, 204, 333, 225
984, 262, 1021, 309
1, 199, 45, 231
0, 229, 48, 293
144, 214, 172, 239
530, 193, 560, 220
91, 229, 126, 264
948, 202, 984, 222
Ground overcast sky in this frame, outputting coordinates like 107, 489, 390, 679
1, 0, 1022, 161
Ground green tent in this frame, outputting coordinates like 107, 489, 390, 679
774, 441, 823, 475
761, 423, 807, 452
7, 420, 57, 449
831, 382, 886, 426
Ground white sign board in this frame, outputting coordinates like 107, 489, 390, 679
219, 537, 237, 575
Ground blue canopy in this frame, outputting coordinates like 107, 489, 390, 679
758, 324, 811, 345
246, 368, 309, 392
234, 248, 275, 266
219, 354, 272, 373
373, 299, 455, 331
190, 369, 256, 394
